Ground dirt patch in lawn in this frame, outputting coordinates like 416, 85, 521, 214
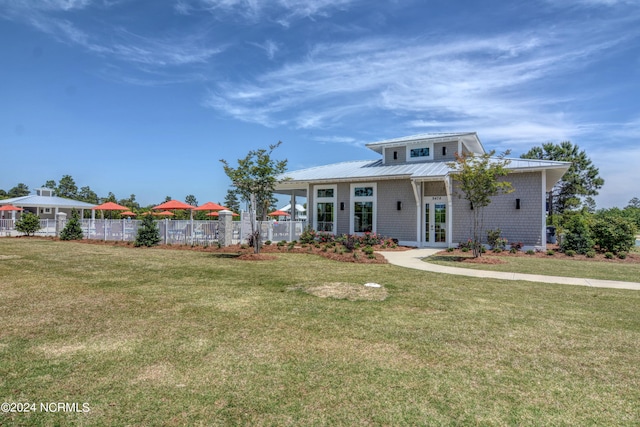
290, 282, 388, 301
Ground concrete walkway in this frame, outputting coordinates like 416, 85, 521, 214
378, 249, 640, 291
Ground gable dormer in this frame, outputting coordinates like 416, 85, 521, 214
366, 132, 485, 165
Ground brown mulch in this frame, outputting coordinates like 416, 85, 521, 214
31, 236, 405, 264
438, 245, 640, 264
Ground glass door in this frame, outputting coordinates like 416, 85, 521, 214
424, 197, 447, 247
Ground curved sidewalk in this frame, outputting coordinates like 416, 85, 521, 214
378, 249, 640, 291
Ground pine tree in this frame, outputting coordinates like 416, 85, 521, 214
135, 214, 161, 247
60, 209, 84, 240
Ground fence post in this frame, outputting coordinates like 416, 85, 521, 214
218, 210, 233, 247
55, 212, 67, 238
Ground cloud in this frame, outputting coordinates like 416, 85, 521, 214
175, 0, 356, 25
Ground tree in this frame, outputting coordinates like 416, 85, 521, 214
60, 209, 84, 240
448, 150, 513, 257
185, 194, 198, 206
103, 192, 118, 203
135, 214, 161, 247
78, 186, 99, 205
223, 189, 240, 213
521, 141, 604, 215
43, 180, 57, 189
15, 212, 41, 236
220, 142, 288, 253
627, 197, 640, 209
8, 183, 30, 198
56, 175, 78, 199
0, 189, 7, 199
118, 194, 140, 210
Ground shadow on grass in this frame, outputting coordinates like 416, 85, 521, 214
427, 255, 469, 263
207, 253, 241, 259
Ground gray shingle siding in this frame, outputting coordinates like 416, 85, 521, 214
384, 147, 406, 165
451, 172, 543, 247
433, 141, 458, 162
376, 180, 416, 241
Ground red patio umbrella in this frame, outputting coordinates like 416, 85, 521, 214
268, 210, 290, 217
120, 211, 137, 217
154, 210, 175, 216
152, 200, 194, 210
92, 201, 129, 211
193, 201, 228, 211
207, 211, 239, 217
0, 205, 24, 211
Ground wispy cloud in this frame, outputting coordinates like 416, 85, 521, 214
0, 1, 224, 77
204, 24, 630, 138
175, 0, 356, 25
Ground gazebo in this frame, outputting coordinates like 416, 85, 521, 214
0, 188, 96, 220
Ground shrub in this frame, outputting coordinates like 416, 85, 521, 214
447, 247, 455, 252
134, 214, 161, 247
461, 247, 469, 253
526, 249, 535, 255
585, 250, 596, 258
60, 209, 83, 240
264, 240, 272, 245
560, 215, 594, 255
510, 241, 524, 251
509, 248, 518, 254
299, 227, 317, 244
590, 216, 637, 254
493, 248, 502, 253
618, 252, 628, 259
15, 212, 41, 236
277, 240, 286, 247
546, 249, 555, 256
458, 239, 473, 250
487, 228, 502, 249
604, 252, 614, 259
564, 249, 576, 257
363, 246, 374, 255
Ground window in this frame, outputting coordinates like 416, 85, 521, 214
351, 183, 376, 234
314, 185, 336, 233
442, 146, 447, 156
410, 147, 429, 158
393, 151, 398, 160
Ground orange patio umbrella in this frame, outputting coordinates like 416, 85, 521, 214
120, 211, 137, 217
0, 205, 24, 211
92, 201, 129, 219
193, 201, 228, 211
154, 210, 175, 217
268, 210, 290, 217
207, 211, 239, 217
152, 200, 194, 210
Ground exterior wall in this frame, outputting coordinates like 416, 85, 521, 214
336, 182, 351, 235
383, 147, 407, 165
422, 181, 446, 196
451, 172, 543, 247
433, 141, 458, 162
375, 180, 417, 241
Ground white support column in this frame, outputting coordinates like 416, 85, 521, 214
411, 180, 421, 246
541, 170, 547, 248
445, 176, 453, 248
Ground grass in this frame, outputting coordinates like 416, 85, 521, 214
1, 238, 640, 425
425, 252, 640, 283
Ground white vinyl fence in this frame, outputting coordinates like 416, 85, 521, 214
0, 217, 307, 246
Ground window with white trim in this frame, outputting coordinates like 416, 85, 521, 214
314, 185, 336, 233
351, 183, 376, 234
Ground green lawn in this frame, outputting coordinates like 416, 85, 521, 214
1, 239, 640, 425
425, 252, 640, 283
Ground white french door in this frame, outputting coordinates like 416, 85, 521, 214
424, 196, 447, 247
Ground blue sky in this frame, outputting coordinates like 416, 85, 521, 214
1, 0, 639, 208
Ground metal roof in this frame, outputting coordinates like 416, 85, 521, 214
277, 157, 570, 192
0, 194, 97, 209
365, 132, 484, 155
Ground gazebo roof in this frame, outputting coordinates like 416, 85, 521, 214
0, 194, 96, 209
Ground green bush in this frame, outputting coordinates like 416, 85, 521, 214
15, 212, 41, 236
560, 215, 594, 254
590, 216, 637, 254
526, 249, 535, 255
264, 240, 272, 245
509, 248, 518, 254
60, 209, 83, 240
134, 214, 161, 247
604, 252, 614, 259
546, 249, 555, 256
585, 250, 596, 258
299, 226, 317, 244
618, 252, 628, 259
564, 249, 576, 257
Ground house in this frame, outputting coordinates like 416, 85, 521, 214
0, 188, 96, 220
275, 132, 570, 249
